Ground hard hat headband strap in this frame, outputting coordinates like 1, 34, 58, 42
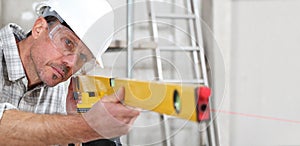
41, 7, 64, 23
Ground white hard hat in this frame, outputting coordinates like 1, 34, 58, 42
35, 0, 114, 68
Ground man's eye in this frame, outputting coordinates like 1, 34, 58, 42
79, 53, 88, 62
63, 38, 75, 51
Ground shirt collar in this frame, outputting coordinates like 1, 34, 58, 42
0, 23, 27, 81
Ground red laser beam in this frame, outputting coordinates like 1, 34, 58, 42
210, 109, 300, 124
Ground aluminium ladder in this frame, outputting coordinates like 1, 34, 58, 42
126, 0, 220, 145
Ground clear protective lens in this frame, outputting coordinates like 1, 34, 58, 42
76, 59, 98, 75
48, 24, 96, 73
49, 24, 79, 55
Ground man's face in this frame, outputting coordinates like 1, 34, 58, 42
30, 22, 94, 87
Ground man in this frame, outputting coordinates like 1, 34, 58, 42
0, 0, 139, 145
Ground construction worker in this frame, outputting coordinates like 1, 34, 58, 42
0, 0, 139, 145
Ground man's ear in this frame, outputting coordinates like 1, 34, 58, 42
31, 17, 48, 39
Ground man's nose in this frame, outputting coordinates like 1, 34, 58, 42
62, 55, 77, 68
62, 54, 84, 72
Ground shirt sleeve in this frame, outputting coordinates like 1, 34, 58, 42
0, 103, 18, 120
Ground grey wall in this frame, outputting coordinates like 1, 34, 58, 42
230, 0, 300, 145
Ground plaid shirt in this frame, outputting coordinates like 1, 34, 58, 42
0, 23, 68, 119
0, 23, 122, 146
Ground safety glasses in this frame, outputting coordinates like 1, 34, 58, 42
48, 24, 97, 74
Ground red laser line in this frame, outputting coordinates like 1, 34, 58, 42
210, 109, 300, 124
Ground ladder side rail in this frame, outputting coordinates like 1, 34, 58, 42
126, 1, 135, 145
186, 1, 210, 146
185, 0, 202, 81
191, 0, 221, 146
147, 1, 171, 146
191, 0, 208, 86
147, 0, 164, 80
126, 1, 134, 145
127, 0, 134, 78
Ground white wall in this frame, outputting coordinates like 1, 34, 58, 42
1, 0, 43, 31
211, 1, 232, 146
230, 0, 300, 145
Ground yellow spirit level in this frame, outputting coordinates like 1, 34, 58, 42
72, 75, 211, 122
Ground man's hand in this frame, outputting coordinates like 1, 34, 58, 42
82, 87, 140, 138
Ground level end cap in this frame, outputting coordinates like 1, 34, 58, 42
198, 86, 211, 100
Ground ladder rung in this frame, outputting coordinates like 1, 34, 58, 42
159, 46, 200, 51
108, 40, 157, 52
108, 41, 201, 52
155, 14, 196, 19
162, 79, 204, 84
